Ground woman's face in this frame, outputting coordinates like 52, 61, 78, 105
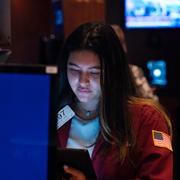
67, 50, 101, 104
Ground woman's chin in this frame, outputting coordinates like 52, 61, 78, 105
77, 97, 89, 103
76, 95, 91, 103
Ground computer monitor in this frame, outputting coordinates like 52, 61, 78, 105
125, 0, 180, 29
0, 64, 59, 180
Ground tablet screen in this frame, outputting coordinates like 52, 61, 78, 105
57, 148, 96, 179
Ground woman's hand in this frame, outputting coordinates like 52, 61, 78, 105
63, 165, 86, 180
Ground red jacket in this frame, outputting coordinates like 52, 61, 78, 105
57, 104, 173, 180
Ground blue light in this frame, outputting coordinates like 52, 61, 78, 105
147, 60, 167, 86
55, 9, 63, 26
153, 68, 161, 77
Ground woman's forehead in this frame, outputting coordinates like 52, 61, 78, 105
68, 50, 100, 66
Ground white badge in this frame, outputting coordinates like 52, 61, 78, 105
57, 105, 75, 129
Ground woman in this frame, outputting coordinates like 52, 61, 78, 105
57, 22, 173, 179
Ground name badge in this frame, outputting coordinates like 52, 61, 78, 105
57, 105, 75, 129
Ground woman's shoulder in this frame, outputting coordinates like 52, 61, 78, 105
129, 98, 171, 134
130, 101, 160, 117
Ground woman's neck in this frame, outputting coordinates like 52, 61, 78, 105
73, 100, 99, 121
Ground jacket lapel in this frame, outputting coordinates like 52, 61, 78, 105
57, 120, 72, 148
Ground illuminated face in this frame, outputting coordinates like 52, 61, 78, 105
67, 50, 101, 104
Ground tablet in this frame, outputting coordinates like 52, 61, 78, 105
57, 148, 97, 179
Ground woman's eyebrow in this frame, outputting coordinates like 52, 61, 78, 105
67, 62, 79, 67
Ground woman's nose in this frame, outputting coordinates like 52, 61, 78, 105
79, 72, 90, 85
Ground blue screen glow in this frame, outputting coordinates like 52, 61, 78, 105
0, 73, 51, 180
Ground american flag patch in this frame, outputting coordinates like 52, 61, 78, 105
152, 130, 173, 151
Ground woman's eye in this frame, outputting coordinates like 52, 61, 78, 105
70, 69, 78, 72
91, 72, 100, 75
90, 71, 101, 78
68, 67, 78, 71
90, 70, 101, 75
68, 68, 80, 74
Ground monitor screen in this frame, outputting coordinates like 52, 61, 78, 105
125, 0, 180, 29
0, 64, 59, 180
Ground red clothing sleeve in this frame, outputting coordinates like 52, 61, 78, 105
132, 105, 173, 180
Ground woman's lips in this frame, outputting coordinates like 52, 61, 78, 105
78, 88, 91, 93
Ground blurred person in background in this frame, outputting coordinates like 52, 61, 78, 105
111, 24, 159, 102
